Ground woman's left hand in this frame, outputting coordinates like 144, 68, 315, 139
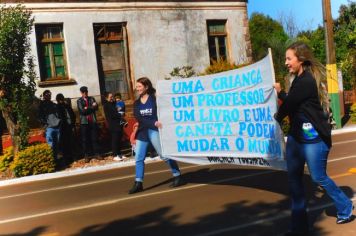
273, 83, 281, 93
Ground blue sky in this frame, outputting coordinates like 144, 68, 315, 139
247, 0, 351, 31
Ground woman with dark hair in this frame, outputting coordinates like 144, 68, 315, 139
129, 77, 184, 194
103, 92, 126, 161
274, 42, 354, 235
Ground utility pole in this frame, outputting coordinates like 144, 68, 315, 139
322, 0, 342, 128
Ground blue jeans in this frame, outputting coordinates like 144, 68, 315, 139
286, 135, 352, 232
46, 127, 60, 159
135, 129, 181, 182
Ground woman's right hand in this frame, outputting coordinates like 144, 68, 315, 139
273, 83, 281, 93
155, 121, 162, 129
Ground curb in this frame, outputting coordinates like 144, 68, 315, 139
0, 156, 161, 187
1, 125, 356, 187
332, 124, 356, 135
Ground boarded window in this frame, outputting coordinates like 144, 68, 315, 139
36, 24, 68, 81
94, 23, 131, 100
207, 20, 228, 63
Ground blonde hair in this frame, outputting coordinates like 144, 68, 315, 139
287, 41, 329, 112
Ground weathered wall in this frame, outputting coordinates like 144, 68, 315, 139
5, 2, 251, 100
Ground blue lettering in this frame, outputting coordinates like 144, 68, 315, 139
235, 138, 244, 151
247, 123, 255, 137
238, 122, 274, 138
247, 139, 281, 155
171, 95, 194, 108
239, 122, 246, 136
173, 109, 195, 122
177, 138, 230, 152
244, 109, 251, 122
172, 80, 204, 94
176, 126, 183, 137
209, 69, 263, 91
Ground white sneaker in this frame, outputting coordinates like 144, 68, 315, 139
113, 155, 123, 161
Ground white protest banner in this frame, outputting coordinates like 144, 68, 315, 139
157, 52, 286, 170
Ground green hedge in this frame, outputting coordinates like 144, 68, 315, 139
0, 147, 14, 172
8, 143, 55, 177
350, 103, 356, 123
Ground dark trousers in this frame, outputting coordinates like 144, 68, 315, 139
60, 124, 74, 162
80, 123, 100, 156
111, 130, 123, 156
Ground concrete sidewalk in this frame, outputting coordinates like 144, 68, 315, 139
1, 124, 356, 187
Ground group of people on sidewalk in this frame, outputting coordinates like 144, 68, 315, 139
39, 85, 131, 163
37, 41, 353, 235
38, 90, 76, 164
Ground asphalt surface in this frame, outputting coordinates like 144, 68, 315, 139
0, 128, 355, 236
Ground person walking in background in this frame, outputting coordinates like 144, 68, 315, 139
103, 92, 126, 161
56, 93, 76, 164
129, 77, 185, 194
77, 86, 100, 160
274, 42, 354, 236
39, 90, 62, 161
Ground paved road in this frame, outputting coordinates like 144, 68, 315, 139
0, 132, 355, 236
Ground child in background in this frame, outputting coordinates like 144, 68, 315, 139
114, 93, 128, 128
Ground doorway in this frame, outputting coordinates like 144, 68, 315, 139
94, 23, 132, 100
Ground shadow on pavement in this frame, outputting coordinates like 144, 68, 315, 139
0, 226, 48, 236
69, 167, 354, 236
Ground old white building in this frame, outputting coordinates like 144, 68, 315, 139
5, 0, 251, 108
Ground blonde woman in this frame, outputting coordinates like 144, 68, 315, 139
274, 42, 354, 235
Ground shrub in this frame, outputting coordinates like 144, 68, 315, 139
201, 59, 250, 75
350, 103, 356, 123
280, 117, 290, 136
166, 66, 196, 79
0, 147, 14, 172
10, 143, 55, 177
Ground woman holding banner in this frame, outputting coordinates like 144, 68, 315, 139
129, 77, 185, 194
274, 42, 354, 235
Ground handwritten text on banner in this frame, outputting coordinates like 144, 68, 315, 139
157, 53, 286, 170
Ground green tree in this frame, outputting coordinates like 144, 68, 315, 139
0, 5, 36, 155
334, 1, 356, 90
249, 13, 289, 82
297, 27, 326, 64
297, 1, 355, 90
